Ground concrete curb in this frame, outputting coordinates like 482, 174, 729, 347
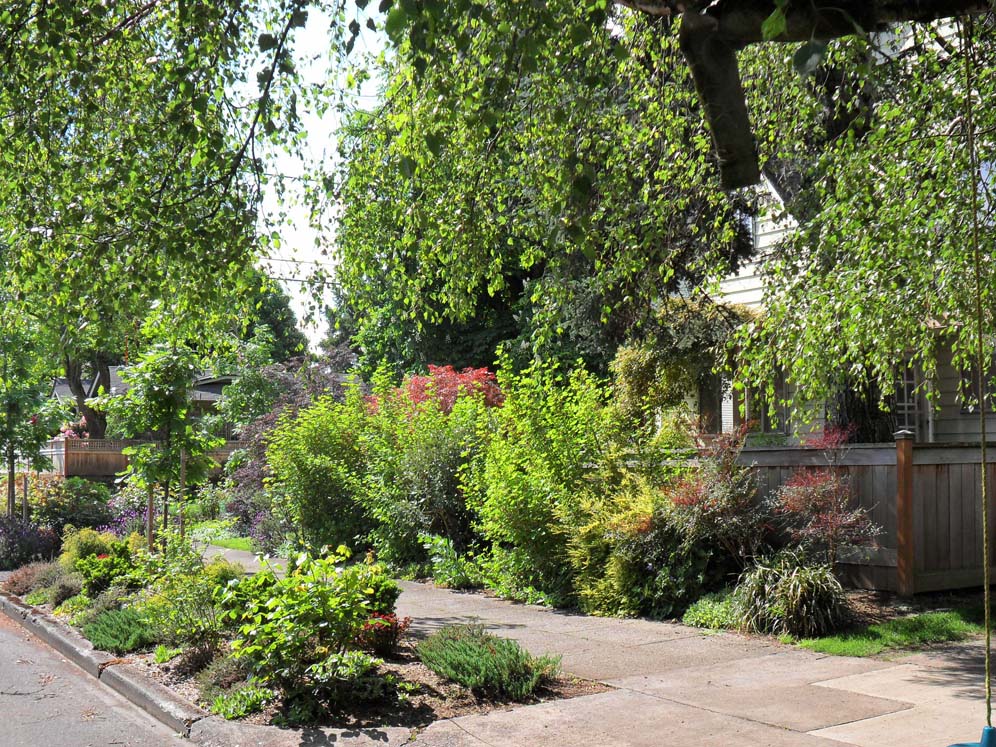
102, 663, 209, 735
0, 590, 208, 738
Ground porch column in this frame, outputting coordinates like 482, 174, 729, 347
895, 430, 915, 597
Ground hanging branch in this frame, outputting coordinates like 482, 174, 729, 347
961, 13, 992, 728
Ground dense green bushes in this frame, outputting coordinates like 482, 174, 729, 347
261, 361, 775, 617
259, 357, 858, 634
222, 549, 400, 715
266, 388, 372, 550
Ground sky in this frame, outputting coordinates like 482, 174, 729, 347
255, 9, 383, 348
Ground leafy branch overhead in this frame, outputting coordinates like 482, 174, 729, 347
370, 0, 992, 189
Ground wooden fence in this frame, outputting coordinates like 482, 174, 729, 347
39, 439, 239, 479
739, 433, 995, 595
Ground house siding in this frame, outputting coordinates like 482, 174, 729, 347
930, 345, 996, 443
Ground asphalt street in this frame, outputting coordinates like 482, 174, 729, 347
0, 612, 181, 747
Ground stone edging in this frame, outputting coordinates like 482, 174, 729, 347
0, 590, 215, 738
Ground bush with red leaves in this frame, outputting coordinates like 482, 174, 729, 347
775, 468, 880, 566
354, 612, 412, 657
403, 365, 503, 414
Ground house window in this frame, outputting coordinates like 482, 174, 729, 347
698, 373, 722, 434
892, 364, 921, 433
740, 372, 789, 435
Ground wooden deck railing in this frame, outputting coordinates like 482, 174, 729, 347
40, 438, 240, 479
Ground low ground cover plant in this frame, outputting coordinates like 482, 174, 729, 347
83, 607, 156, 654
417, 624, 560, 700
682, 590, 738, 630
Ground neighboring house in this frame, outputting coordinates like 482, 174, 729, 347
52, 366, 236, 437
695, 178, 991, 446
45, 366, 239, 479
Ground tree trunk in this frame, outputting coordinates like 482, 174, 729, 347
21, 473, 28, 522
146, 484, 155, 552
162, 480, 170, 533
63, 354, 108, 439
6, 442, 14, 517
178, 449, 187, 540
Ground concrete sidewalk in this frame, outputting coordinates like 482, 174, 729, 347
396, 581, 991, 747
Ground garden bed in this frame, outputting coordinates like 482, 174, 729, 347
133, 641, 608, 730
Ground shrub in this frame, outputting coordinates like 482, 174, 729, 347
421, 534, 482, 589
266, 389, 372, 551
735, 552, 848, 638
196, 653, 252, 702
0, 516, 59, 570
32, 477, 112, 532
83, 607, 156, 653
667, 427, 771, 570
70, 587, 132, 626
59, 527, 116, 571
682, 590, 737, 630
101, 482, 156, 538
360, 389, 485, 567
3, 561, 56, 596
75, 541, 135, 597
418, 625, 560, 700
355, 612, 412, 657
345, 560, 401, 615
47, 572, 84, 607
222, 548, 385, 705
402, 365, 503, 413
570, 476, 721, 619
142, 570, 229, 649
775, 469, 880, 567
464, 365, 612, 604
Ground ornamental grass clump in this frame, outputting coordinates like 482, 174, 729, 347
417, 624, 560, 700
735, 551, 847, 638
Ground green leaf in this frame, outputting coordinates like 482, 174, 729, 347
385, 6, 408, 41
761, 8, 787, 40
258, 33, 277, 52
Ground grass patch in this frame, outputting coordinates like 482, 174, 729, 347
799, 609, 983, 657
208, 536, 253, 552
189, 520, 253, 552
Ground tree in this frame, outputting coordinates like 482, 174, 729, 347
366, 1, 990, 189
244, 271, 309, 363
733, 20, 996, 421
1, 2, 274, 437
98, 343, 222, 546
0, 313, 61, 515
334, 12, 754, 374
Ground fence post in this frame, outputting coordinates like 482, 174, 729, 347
895, 430, 915, 597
